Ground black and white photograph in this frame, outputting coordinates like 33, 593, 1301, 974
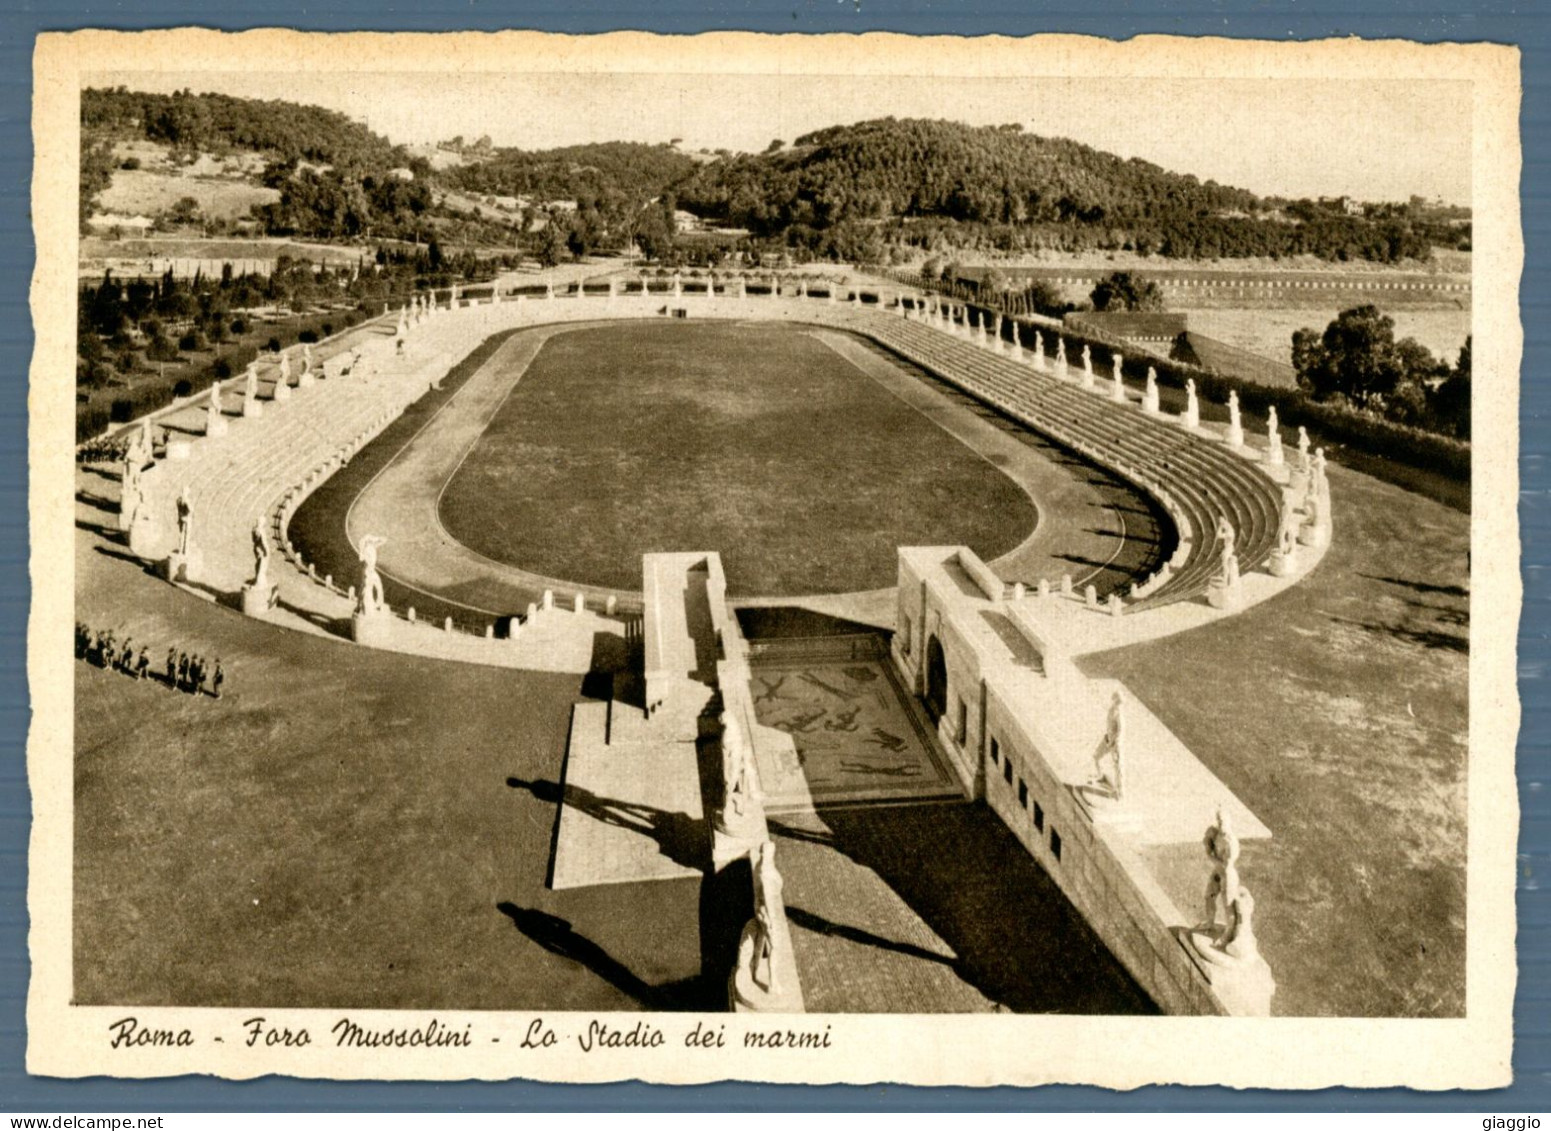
26, 29, 1522, 1088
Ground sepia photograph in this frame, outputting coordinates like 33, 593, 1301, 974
25, 30, 1522, 1088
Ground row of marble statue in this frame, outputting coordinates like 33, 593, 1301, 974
201, 341, 372, 441
502, 274, 886, 304
897, 295, 1333, 608
1086, 692, 1264, 979
393, 291, 442, 352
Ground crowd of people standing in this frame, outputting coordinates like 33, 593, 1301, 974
75, 622, 225, 699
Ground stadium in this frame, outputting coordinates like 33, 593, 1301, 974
72, 274, 1469, 1018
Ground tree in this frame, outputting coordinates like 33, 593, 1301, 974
1090, 271, 1164, 312
169, 196, 202, 226
1291, 304, 1408, 409
538, 220, 568, 268
982, 268, 1010, 297
921, 256, 942, 282
1431, 336, 1472, 439
635, 200, 676, 262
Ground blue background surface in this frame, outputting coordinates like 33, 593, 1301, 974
2, 0, 1543, 1112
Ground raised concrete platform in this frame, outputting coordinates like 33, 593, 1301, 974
550, 696, 709, 890
895, 544, 1273, 1014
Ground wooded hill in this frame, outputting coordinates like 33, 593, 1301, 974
672, 118, 1468, 263
79, 90, 1469, 266
82, 87, 406, 175
448, 142, 701, 208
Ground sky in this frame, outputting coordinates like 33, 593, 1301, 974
92, 70, 1473, 205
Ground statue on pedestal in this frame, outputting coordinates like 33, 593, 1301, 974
1266, 405, 1283, 466
1112, 351, 1127, 401
205, 381, 227, 435
357, 534, 387, 616
1207, 516, 1241, 610
241, 517, 278, 615
1081, 343, 1093, 378
118, 449, 143, 532
1227, 389, 1244, 447
1189, 806, 1275, 1012
1184, 378, 1200, 429
175, 485, 193, 557
1090, 690, 1125, 800
1271, 490, 1301, 577
1055, 338, 1068, 376
713, 710, 767, 870
1199, 806, 1241, 935
1032, 330, 1045, 369
1143, 367, 1160, 413
721, 711, 760, 820
749, 840, 785, 995
251, 519, 271, 594
1215, 517, 1239, 589
1297, 426, 1311, 473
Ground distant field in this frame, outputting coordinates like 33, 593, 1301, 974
98, 169, 279, 221
80, 236, 365, 270
1184, 308, 1472, 368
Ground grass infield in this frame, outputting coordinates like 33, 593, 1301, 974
437, 321, 1038, 596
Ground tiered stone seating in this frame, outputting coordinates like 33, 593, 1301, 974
821, 307, 1283, 610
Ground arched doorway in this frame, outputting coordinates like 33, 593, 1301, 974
924, 635, 948, 724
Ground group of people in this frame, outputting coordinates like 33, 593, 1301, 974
75, 622, 225, 699
77, 436, 133, 465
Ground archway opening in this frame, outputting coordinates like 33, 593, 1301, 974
924, 635, 948, 724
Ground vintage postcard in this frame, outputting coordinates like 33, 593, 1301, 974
27, 30, 1521, 1087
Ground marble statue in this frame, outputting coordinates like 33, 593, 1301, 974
1227, 389, 1244, 447
1143, 367, 1160, 414
357, 534, 387, 616
302, 344, 313, 374
1215, 516, 1240, 589
279, 351, 291, 382
721, 710, 761, 821
1055, 338, 1068, 377
1187, 807, 1275, 1011
1032, 330, 1045, 370
175, 485, 193, 556
1297, 426, 1311, 472
203, 381, 227, 436
1091, 690, 1125, 800
750, 840, 785, 994
1200, 806, 1241, 936
1279, 491, 1301, 557
1268, 489, 1302, 577
1266, 406, 1284, 466
1081, 343, 1093, 376
250, 519, 271, 595
118, 450, 143, 531
1111, 351, 1127, 401
244, 363, 258, 401
1184, 378, 1200, 429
